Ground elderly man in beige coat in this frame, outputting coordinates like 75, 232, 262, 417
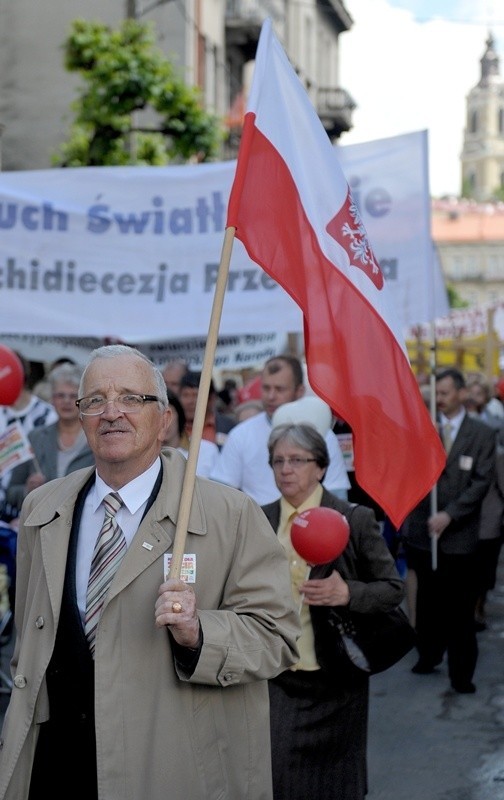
0, 345, 300, 800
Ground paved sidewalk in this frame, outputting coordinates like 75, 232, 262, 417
367, 559, 504, 799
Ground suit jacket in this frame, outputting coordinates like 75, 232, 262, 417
262, 488, 404, 674
5, 422, 95, 513
0, 450, 300, 800
478, 424, 504, 541
404, 413, 496, 554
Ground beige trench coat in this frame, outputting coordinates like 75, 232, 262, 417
0, 450, 300, 800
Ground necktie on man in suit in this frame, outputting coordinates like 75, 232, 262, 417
442, 422, 453, 454
85, 492, 126, 656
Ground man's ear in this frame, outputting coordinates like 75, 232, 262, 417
159, 406, 173, 442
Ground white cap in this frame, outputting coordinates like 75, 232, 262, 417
271, 396, 332, 438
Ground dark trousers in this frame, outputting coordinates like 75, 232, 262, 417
28, 714, 97, 800
408, 546, 478, 685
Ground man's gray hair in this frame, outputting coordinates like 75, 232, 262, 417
79, 344, 168, 407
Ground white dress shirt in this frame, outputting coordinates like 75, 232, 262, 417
210, 411, 349, 505
76, 458, 161, 619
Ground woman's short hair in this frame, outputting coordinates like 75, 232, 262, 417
49, 362, 83, 391
166, 389, 186, 436
267, 422, 329, 470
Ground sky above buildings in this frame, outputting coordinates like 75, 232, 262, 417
340, 0, 504, 197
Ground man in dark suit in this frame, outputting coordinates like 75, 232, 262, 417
403, 368, 496, 694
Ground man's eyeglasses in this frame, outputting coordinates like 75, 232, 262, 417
271, 457, 317, 470
76, 394, 161, 416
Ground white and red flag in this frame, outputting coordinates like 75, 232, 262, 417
227, 18, 445, 528
0, 422, 35, 475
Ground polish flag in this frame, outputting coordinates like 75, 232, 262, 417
227, 19, 445, 528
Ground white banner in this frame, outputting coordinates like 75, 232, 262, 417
0, 162, 301, 340
0, 131, 448, 356
337, 130, 449, 329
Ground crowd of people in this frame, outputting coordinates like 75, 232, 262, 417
0, 348, 503, 798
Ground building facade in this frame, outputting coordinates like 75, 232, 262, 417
433, 34, 504, 321
432, 198, 504, 308
461, 33, 504, 202
0, 0, 354, 171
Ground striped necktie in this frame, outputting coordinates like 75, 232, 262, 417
85, 492, 126, 656
442, 422, 453, 454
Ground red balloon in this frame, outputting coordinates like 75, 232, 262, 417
291, 506, 350, 565
0, 345, 24, 405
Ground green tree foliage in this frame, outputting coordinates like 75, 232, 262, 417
446, 283, 469, 309
53, 18, 222, 166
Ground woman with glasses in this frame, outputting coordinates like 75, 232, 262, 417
5, 363, 94, 518
262, 422, 404, 800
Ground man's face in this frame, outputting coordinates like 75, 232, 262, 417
261, 363, 304, 418
436, 376, 465, 418
80, 354, 171, 477
162, 363, 186, 395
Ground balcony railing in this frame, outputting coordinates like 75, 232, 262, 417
316, 86, 356, 139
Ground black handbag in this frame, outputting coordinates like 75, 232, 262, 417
328, 605, 416, 675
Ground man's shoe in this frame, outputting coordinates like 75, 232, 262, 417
411, 660, 436, 675
451, 681, 476, 694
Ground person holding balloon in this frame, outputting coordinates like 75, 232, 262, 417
262, 422, 405, 800
0, 348, 58, 523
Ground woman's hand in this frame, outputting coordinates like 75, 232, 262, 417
300, 569, 350, 607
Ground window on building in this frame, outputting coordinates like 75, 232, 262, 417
304, 16, 314, 80
204, 42, 218, 109
451, 255, 463, 279
470, 110, 478, 133
466, 253, 478, 276
488, 253, 504, 278
499, 107, 504, 135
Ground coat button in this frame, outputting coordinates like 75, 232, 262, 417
13, 675, 27, 688
223, 672, 233, 682
35, 616, 44, 628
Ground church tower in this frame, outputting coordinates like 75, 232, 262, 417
461, 33, 504, 201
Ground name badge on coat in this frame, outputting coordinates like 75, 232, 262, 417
459, 455, 473, 471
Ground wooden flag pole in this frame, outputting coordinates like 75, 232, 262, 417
429, 321, 439, 571
168, 226, 236, 580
